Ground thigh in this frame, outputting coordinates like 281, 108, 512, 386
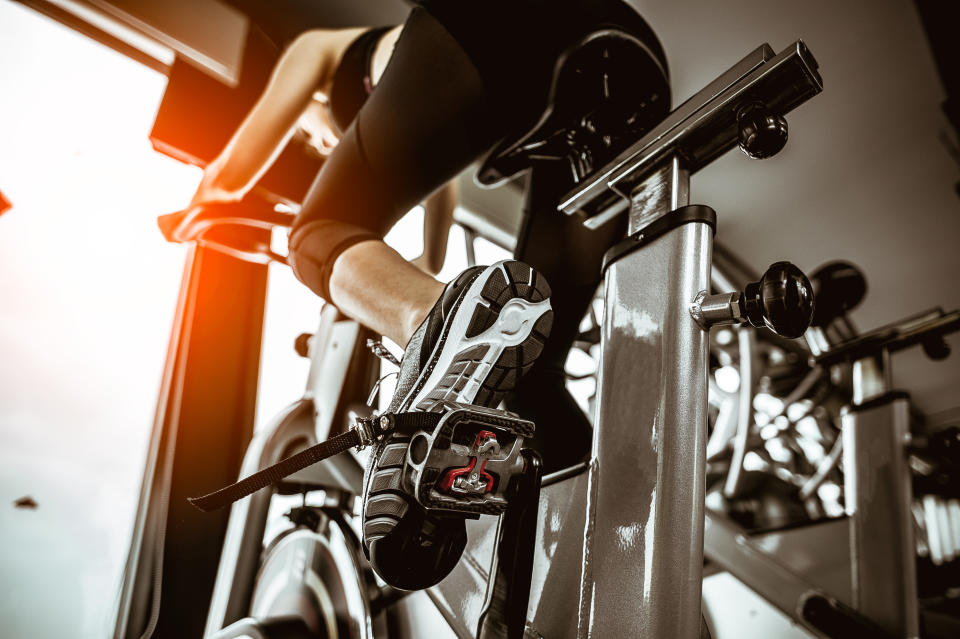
293, 0, 664, 238
293, 8, 500, 237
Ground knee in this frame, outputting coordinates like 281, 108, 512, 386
287, 219, 380, 301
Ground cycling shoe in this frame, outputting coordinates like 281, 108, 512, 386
362, 260, 552, 590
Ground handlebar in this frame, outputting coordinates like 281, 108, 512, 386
814, 308, 960, 367
560, 40, 822, 224
157, 202, 296, 265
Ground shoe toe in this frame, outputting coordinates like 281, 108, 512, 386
367, 508, 467, 590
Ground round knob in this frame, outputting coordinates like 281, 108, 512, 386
809, 261, 867, 328
737, 102, 788, 159
922, 337, 951, 361
741, 262, 814, 338
294, 332, 313, 358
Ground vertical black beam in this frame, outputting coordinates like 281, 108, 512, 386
118, 240, 268, 638
157, 243, 268, 636
477, 450, 543, 639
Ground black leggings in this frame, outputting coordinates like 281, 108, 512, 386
288, 1, 665, 299
288, 1, 665, 470
288, 8, 494, 300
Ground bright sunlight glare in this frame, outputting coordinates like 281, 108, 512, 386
0, 2, 194, 636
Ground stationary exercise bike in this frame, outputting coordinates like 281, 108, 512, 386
141, 23, 959, 639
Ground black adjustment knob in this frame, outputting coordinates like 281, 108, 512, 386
737, 102, 788, 159
741, 262, 814, 338
294, 332, 313, 358
923, 337, 951, 361
809, 261, 867, 328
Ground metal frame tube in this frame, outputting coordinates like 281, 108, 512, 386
842, 393, 920, 638
578, 157, 708, 638
723, 326, 758, 498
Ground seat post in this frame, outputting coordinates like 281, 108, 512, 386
581, 152, 709, 638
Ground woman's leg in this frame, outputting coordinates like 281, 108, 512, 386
329, 240, 444, 346
288, 8, 498, 344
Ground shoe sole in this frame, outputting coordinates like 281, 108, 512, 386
401, 260, 553, 411
362, 261, 552, 586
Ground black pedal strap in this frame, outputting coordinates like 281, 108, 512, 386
188, 412, 441, 512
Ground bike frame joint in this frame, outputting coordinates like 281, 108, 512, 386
689, 290, 744, 330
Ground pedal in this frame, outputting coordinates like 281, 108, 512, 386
402, 401, 534, 516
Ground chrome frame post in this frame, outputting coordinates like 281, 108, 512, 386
565, 41, 821, 637
578, 155, 709, 638
843, 355, 920, 638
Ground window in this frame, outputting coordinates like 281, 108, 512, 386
0, 2, 195, 635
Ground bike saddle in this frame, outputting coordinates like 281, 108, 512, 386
476, 28, 670, 189
809, 260, 867, 327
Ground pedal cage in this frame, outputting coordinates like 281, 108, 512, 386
403, 401, 534, 516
